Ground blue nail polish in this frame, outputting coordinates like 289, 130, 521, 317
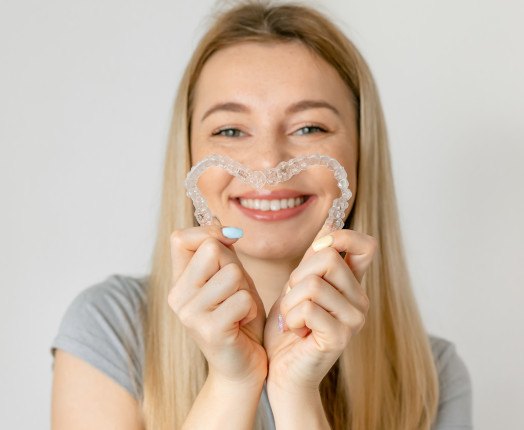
221, 227, 243, 239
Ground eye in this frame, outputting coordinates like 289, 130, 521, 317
212, 127, 245, 138
294, 125, 327, 136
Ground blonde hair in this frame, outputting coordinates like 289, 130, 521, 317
142, 1, 439, 428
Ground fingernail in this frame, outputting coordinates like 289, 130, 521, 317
278, 313, 285, 333
221, 227, 243, 239
312, 234, 334, 252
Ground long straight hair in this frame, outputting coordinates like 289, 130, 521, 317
142, 1, 439, 428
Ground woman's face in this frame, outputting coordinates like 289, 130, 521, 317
190, 41, 359, 261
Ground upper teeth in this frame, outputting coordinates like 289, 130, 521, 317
239, 197, 305, 211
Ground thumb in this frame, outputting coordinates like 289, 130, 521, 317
278, 224, 333, 297
312, 223, 333, 243
301, 223, 334, 262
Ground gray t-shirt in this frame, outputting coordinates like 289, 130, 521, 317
50, 274, 473, 429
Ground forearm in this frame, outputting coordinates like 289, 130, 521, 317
182, 373, 264, 430
267, 384, 331, 430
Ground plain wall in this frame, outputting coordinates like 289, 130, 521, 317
1, 0, 523, 428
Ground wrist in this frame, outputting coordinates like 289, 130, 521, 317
266, 376, 319, 399
267, 384, 329, 430
207, 368, 266, 392
182, 368, 265, 429
267, 380, 320, 404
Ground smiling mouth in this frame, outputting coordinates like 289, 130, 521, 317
230, 193, 314, 222
237, 195, 309, 211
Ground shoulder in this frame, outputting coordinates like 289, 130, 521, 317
428, 334, 473, 429
73, 273, 148, 311
55, 274, 148, 343
95, 274, 146, 321
429, 334, 472, 394
51, 273, 149, 400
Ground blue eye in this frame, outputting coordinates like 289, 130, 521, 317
213, 128, 244, 137
295, 125, 326, 136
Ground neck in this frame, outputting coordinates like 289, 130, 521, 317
237, 252, 300, 316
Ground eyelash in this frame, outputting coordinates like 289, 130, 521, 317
212, 128, 244, 138
294, 124, 327, 135
211, 124, 327, 138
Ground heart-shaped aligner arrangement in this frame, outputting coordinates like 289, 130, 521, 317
184, 154, 352, 231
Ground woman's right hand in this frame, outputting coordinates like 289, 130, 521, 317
168, 225, 267, 386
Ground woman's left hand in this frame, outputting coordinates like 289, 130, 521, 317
264, 226, 378, 394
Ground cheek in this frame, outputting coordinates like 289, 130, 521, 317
310, 151, 357, 216
196, 169, 232, 206
306, 168, 341, 198
190, 140, 208, 164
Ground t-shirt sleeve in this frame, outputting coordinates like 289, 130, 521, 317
50, 274, 145, 401
431, 337, 473, 430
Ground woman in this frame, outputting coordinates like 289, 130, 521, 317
50, 2, 472, 429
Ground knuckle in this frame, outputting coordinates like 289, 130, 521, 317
233, 289, 252, 307
305, 276, 323, 299
353, 312, 366, 332
323, 246, 341, 264
200, 237, 222, 255
170, 229, 185, 247
368, 235, 379, 253
222, 262, 243, 282
177, 306, 194, 326
167, 289, 179, 313
301, 300, 316, 316
289, 270, 299, 287
361, 294, 370, 313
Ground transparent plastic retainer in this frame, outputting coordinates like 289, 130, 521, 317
184, 154, 352, 232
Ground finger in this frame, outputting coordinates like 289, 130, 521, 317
190, 263, 246, 311
170, 225, 241, 282
241, 270, 265, 325
307, 229, 378, 284
285, 300, 346, 351
276, 223, 332, 297
181, 238, 239, 289
289, 247, 369, 313
281, 274, 363, 328
211, 289, 255, 333
171, 238, 240, 310
300, 224, 333, 263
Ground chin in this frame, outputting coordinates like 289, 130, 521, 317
235, 226, 316, 261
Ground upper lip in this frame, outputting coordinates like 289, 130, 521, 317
232, 189, 311, 200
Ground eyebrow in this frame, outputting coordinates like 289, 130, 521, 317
201, 102, 249, 122
200, 99, 340, 122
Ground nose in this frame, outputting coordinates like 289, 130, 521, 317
241, 133, 293, 171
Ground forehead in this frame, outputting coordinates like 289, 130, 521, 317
192, 41, 354, 114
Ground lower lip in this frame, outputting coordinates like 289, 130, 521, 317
231, 196, 315, 221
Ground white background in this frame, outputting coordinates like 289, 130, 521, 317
1, 0, 523, 428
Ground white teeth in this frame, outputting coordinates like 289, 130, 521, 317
270, 200, 280, 211
239, 197, 305, 211
260, 200, 270, 211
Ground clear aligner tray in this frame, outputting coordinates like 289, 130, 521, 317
184, 154, 352, 231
